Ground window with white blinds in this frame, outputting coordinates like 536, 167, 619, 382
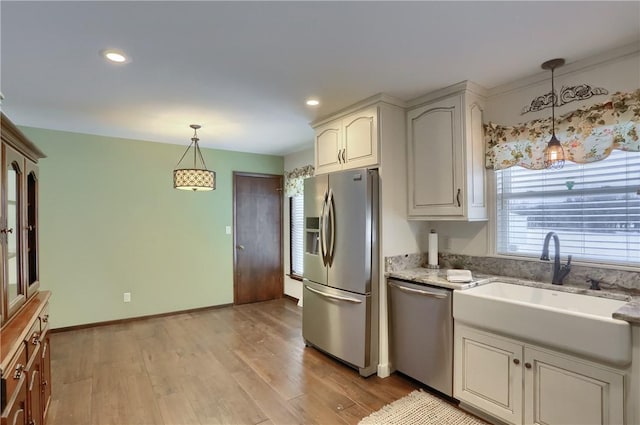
496, 149, 640, 267
290, 194, 304, 277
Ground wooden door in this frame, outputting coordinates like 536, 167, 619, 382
25, 342, 42, 425
233, 172, 283, 305
0, 375, 26, 425
40, 332, 51, 422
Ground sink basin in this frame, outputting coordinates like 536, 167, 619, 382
453, 282, 631, 366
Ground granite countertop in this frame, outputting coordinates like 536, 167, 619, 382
386, 268, 493, 290
385, 267, 640, 325
612, 298, 640, 323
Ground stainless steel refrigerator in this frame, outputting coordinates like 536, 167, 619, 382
302, 168, 379, 377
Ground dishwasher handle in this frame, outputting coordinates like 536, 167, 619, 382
388, 281, 448, 299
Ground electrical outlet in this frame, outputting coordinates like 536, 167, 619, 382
123, 292, 131, 303
225, 225, 231, 235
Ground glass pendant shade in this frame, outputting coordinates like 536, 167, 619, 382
541, 58, 566, 170
544, 134, 565, 169
173, 124, 216, 192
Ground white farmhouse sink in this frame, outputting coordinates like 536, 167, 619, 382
453, 282, 631, 366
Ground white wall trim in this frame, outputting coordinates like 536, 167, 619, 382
377, 362, 391, 378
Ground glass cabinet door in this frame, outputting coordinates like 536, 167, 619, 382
3, 146, 25, 316
26, 164, 39, 296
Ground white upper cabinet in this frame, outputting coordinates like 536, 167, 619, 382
315, 121, 343, 174
314, 107, 378, 175
406, 82, 487, 220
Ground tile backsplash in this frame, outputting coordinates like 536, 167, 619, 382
385, 252, 640, 296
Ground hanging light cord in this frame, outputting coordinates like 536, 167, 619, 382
174, 127, 210, 170
550, 66, 556, 136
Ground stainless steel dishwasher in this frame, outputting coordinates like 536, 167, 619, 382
388, 278, 453, 397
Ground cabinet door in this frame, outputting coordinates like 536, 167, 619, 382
40, 331, 51, 422
24, 342, 42, 425
24, 162, 39, 299
524, 347, 624, 425
2, 145, 26, 318
455, 326, 523, 425
407, 95, 464, 218
315, 121, 342, 175
0, 374, 27, 425
342, 107, 378, 169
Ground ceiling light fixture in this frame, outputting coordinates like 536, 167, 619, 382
541, 58, 566, 170
173, 124, 216, 192
306, 99, 320, 106
101, 49, 129, 64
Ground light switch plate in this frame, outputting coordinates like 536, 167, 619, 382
124, 292, 131, 303
225, 225, 231, 235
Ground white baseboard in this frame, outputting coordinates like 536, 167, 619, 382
377, 363, 391, 378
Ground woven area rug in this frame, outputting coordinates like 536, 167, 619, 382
359, 390, 487, 425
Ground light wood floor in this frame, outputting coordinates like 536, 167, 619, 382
48, 298, 419, 425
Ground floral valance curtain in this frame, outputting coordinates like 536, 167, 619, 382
284, 165, 314, 197
485, 89, 640, 170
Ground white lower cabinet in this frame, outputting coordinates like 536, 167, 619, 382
455, 325, 523, 424
455, 324, 626, 425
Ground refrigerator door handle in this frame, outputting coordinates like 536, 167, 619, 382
320, 191, 328, 266
304, 285, 363, 304
388, 281, 448, 299
327, 189, 336, 266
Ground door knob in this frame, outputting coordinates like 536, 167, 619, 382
236, 244, 245, 250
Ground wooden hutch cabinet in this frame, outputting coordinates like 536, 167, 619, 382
0, 113, 50, 425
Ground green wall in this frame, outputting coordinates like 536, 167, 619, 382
20, 127, 283, 329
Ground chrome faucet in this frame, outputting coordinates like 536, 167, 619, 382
540, 231, 572, 285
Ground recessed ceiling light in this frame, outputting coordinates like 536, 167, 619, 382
306, 99, 320, 106
100, 49, 129, 64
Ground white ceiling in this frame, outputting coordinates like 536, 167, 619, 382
1, 1, 639, 155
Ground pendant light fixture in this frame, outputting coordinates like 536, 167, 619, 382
173, 124, 216, 191
541, 58, 566, 169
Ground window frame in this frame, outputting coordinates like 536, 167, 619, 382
289, 195, 304, 281
489, 151, 640, 271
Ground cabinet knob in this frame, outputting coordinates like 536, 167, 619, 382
14, 363, 24, 379
236, 244, 245, 251
513, 358, 520, 365
525, 362, 532, 369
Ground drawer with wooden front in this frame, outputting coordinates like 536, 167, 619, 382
0, 342, 27, 420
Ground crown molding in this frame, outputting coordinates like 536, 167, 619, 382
487, 42, 640, 99
310, 93, 406, 128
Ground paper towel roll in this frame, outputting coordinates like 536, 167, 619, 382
428, 230, 438, 267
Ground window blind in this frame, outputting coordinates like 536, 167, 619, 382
496, 149, 640, 266
290, 194, 304, 277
